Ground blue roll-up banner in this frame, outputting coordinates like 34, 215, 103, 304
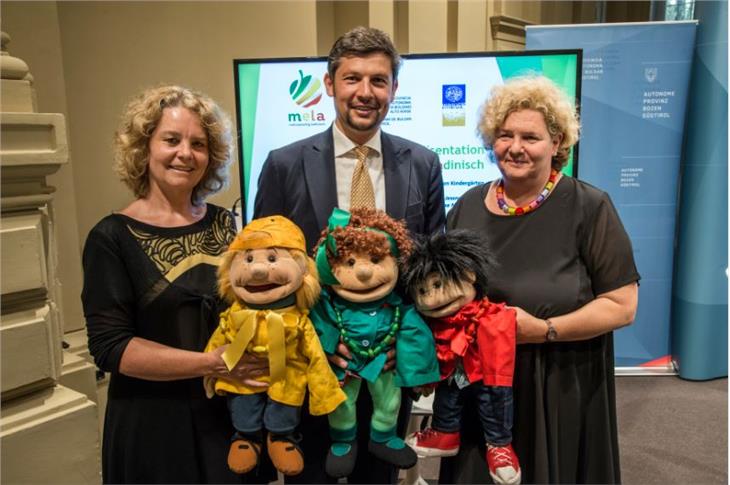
526, 22, 697, 370
671, 2, 728, 381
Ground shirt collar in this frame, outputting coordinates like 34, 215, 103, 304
332, 122, 382, 158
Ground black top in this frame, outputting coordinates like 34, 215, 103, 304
440, 176, 640, 484
82, 204, 254, 484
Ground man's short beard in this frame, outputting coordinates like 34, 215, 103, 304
345, 110, 382, 132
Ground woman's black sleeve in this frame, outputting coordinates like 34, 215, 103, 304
81, 227, 136, 373
581, 192, 641, 295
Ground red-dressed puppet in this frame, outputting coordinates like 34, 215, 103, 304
402, 230, 521, 485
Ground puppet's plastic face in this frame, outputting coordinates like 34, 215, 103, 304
229, 248, 306, 305
413, 272, 476, 318
331, 250, 398, 303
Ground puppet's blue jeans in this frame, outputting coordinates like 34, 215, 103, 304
227, 394, 300, 434
431, 380, 513, 446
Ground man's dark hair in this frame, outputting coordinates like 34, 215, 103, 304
327, 26, 401, 81
401, 230, 495, 300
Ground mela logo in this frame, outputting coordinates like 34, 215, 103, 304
289, 70, 323, 107
287, 70, 327, 125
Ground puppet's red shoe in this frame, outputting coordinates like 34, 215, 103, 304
486, 443, 521, 485
406, 428, 460, 457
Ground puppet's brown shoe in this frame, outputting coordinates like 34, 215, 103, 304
267, 433, 304, 476
227, 436, 261, 474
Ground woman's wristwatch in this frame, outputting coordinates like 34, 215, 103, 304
545, 318, 558, 342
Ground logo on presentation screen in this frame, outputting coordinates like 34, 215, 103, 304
442, 84, 466, 126
289, 70, 323, 107
644, 67, 658, 83
287, 69, 327, 126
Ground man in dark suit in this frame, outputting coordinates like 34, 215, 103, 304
254, 26, 445, 484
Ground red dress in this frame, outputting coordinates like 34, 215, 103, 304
430, 298, 516, 387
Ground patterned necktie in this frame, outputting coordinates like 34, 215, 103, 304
350, 145, 375, 209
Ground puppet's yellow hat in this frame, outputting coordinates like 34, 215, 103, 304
228, 215, 306, 253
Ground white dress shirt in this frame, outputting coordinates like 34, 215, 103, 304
332, 123, 386, 211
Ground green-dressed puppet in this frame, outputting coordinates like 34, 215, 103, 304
310, 207, 441, 478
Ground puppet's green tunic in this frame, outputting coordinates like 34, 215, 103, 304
311, 288, 440, 386
311, 288, 439, 441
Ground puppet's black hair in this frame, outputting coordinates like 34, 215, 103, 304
401, 229, 495, 300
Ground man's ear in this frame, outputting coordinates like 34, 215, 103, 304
464, 270, 477, 284
390, 78, 398, 101
324, 72, 335, 97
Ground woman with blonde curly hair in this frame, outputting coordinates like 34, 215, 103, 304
82, 85, 271, 483
113, 84, 232, 209
439, 76, 640, 484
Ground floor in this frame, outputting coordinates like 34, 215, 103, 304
400, 375, 728, 484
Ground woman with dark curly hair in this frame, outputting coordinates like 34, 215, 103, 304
82, 85, 269, 483
440, 76, 640, 484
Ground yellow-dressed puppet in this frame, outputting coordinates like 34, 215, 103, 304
204, 215, 346, 476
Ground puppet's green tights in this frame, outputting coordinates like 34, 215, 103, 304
328, 371, 401, 443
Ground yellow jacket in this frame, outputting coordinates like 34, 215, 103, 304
204, 302, 346, 416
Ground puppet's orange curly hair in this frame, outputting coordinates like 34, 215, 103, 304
315, 208, 413, 266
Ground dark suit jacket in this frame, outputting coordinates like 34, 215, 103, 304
253, 127, 446, 250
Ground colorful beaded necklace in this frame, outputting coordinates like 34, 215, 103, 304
332, 305, 401, 359
495, 168, 559, 216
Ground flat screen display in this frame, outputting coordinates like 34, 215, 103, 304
234, 49, 581, 223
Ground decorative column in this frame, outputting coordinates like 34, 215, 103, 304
0, 31, 101, 484
489, 15, 532, 50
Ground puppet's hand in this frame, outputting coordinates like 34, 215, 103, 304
413, 383, 436, 397
210, 345, 270, 388
382, 347, 396, 372
327, 341, 353, 370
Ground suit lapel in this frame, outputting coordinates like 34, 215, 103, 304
303, 128, 338, 231
382, 133, 410, 220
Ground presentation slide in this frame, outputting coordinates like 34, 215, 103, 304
235, 50, 580, 222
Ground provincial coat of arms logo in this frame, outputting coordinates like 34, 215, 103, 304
644, 67, 658, 83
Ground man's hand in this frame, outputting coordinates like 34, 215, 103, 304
327, 341, 352, 370
382, 347, 397, 371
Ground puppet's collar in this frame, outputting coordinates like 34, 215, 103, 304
440, 298, 488, 325
229, 300, 300, 315
439, 297, 512, 325
245, 294, 296, 310
326, 287, 402, 313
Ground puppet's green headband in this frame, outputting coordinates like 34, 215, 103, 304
315, 208, 399, 286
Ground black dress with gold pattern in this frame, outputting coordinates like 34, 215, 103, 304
82, 204, 261, 484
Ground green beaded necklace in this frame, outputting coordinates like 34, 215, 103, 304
332, 305, 402, 359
